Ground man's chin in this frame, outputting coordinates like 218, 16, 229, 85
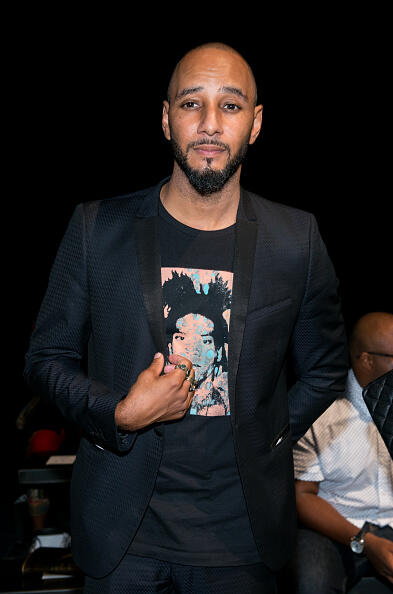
171, 136, 247, 196
184, 167, 232, 196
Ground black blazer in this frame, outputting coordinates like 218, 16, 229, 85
24, 178, 348, 577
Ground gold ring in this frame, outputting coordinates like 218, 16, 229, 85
188, 379, 197, 392
175, 363, 191, 378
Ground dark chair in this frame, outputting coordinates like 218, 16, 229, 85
363, 368, 393, 458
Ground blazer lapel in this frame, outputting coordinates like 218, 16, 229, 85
134, 215, 167, 355
228, 189, 258, 416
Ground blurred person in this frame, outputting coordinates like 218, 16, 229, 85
292, 312, 393, 593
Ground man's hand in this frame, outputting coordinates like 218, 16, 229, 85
115, 353, 195, 432
364, 532, 393, 585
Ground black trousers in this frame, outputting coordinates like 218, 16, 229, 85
83, 553, 277, 593
282, 525, 393, 594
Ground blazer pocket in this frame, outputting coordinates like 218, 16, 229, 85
270, 423, 290, 449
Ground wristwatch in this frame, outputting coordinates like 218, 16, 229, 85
350, 521, 370, 554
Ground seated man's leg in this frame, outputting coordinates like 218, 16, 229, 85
287, 527, 347, 594
347, 576, 393, 594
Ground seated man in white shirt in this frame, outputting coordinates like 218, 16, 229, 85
291, 312, 393, 594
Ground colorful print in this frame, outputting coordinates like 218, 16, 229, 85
161, 268, 233, 416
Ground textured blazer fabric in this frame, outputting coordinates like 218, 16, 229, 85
363, 369, 393, 458
24, 178, 348, 577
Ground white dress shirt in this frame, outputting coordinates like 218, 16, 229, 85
293, 369, 393, 529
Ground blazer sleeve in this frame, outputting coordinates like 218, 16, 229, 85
288, 214, 349, 443
24, 203, 136, 453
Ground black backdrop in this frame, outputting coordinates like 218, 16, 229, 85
5, 16, 391, 533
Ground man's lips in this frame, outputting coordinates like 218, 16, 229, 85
193, 145, 226, 157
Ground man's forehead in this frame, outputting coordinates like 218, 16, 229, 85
176, 313, 214, 330
169, 47, 255, 103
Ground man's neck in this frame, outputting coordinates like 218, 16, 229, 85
160, 165, 241, 231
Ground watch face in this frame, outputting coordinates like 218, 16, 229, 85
350, 538, 364, 554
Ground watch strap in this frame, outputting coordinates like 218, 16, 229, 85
357, 521, 370, 540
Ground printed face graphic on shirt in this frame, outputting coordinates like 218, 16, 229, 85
170, 313, 220, 382
162, 268, 232, 416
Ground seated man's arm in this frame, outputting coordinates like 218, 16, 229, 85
296, 479, 360, 545
296, 480, 393, 584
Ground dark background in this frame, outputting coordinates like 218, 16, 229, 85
4, 14, 391, 546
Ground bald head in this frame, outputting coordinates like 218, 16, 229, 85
167, 42, 258, 107
350, 312, 393, 387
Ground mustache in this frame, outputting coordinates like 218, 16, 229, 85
187, 139, 230, 152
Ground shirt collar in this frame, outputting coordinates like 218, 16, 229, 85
347, 368, 372, 420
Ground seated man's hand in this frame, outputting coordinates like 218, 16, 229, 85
115, 353, 195, 432
364, 532, 393, 585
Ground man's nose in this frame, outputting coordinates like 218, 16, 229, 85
182, 341, 202, 357
197, 106, 223, 137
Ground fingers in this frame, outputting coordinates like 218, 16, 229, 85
183, 368, 196, 390
182, 368, 196, 412
170, 366, 196, 417
185, 379, 196, 409
168, 353, 193, 370
165, 354, 194, 383
156, 354, 196, 421
179, 367, 194, 385
149, 352, 165, 376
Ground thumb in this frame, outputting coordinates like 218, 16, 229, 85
150, 352, 165, 375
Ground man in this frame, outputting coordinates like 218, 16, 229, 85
24, 42, 347, 593
292, 312, 393, 593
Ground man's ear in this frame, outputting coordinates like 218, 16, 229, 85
359, 351, 373, 370
249, 104, 263, 145
162, 101, 171, 141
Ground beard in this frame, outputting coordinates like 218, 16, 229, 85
170, 136, 250, 196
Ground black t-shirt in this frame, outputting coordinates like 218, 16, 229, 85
128, 202, 260, 566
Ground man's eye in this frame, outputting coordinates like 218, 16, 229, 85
181, 101, 198, 109
174, 335, 185, 341
202, 338, 213, 345
223, 103, 240, 111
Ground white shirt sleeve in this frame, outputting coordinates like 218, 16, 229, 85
293, 423, 325, 483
